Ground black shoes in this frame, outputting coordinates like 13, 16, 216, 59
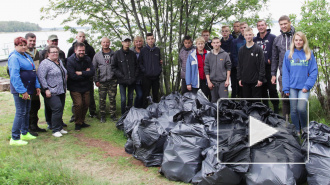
89, 113, 97, 118
29, 130, 38, 136
62, 122, 68, 127
75, 124, 81, 131
81, 123, 90, 128
69, 116, 75, 123
110, 115, 117, 122
100, 116, 106, 123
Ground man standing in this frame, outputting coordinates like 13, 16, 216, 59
271, 15, 295, 118
93, 37, 116, 123
231, 22, 248, 98
139, 33, 162, 108
68, 31, 97, 119
237, 27, 265, 99
112, 36, 139, 115
39, 34, 67, 129
25, 33, 46, 136
232, 21, 241, 39
202, 30, 213, 51
179, 35, 195, 94
67, 42, 95, 131
254, 20, 279, 113
205, 37, 231, 103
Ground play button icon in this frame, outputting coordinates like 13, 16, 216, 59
249, 116, 279, 147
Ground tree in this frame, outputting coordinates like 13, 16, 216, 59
41, 0, 270, 96
295, 0, 330, 117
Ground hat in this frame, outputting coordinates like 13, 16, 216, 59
48, 34, 58, 41
121, 36, 131, 42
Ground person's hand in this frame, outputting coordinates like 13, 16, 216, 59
268, 59, 271, 64
187, 85, 192, 91
160, 60, 163, 65
271, 76, 276, 84
76, 71, 82, 75
239, 80, 243, 87
256, 80, 263, 87
286, 93, 290, 96
302, 88, 308, 93
36, 88, 40, 96
225, 80, 230, 87
95, 82, 100, 87
45, 89, 51, 98
208, 81, 214, 90
22, 92, 30, 100
86, 68, 90, 71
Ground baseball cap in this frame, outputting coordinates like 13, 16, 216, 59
48, 35, 58, 41
121, 36, 131, 42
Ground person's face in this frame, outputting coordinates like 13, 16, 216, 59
183, 40, 192, 49
134, 39, 143, 48
294, 35, 304, 50
233, 23, 240, 33
240, 24, 248, 35
75, 46, 85, 59
76, 32, 86, 43
26, 37, 36, 49
211, 39, 221, 50
101, 38, 110, 49
257, 21, 267, 34
47, 39, 58, 46
202, 32, 210, 42
146, 36, 155, 46
122, 40, 131, 50
15, 42, 27, 53
48, 48, 59, 61
221, 28, 230, 38
279, 20, 291, 33
196, 41, 205, 51
244, 30, 254, 42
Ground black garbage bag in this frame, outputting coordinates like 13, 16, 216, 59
160, 122, 210, 183
302, 121, 330, 185
146, 102, 160, 118
157, 92, 182, 116
116, 109, 129, 131
156, 109, 181, 132
202, 116, 217, 146
123, 107, 151, 138
124, 138, 134, 154
173, 111, 202, 125
191, 146, 242, 185
181, 92, 199, 112
131, 119, 167, 167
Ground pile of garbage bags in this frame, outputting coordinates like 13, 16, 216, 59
116, 90, 330, 184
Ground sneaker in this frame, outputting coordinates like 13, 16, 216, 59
9, 138, 28, 146
59, 129, 68, 134
62, 122, 68, 127
100, 116, 106, 123
28, 130, 39, 136
52, 132, 63, 137
81, 123, 90, 128
21, 132, 37, 140
75, 124, 81, 131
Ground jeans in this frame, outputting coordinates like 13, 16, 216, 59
181, 79, 189, 95
262, 65, 279, 111
12, 93, 31, 140
45, 93, 65, 133
134, 84, 143, 108
119, 84, 135, 114
142, 76, 160, 108
289, 88, 310, 131
230, 67, 239, 98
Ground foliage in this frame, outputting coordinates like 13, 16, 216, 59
0, 65, 9, 79
41, 0, 270, 95
296, 0, 330, 117
0, 21, 41, 32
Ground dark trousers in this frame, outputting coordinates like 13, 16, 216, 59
242, 82, 262, 100
41, 92, 52, 127
29, 91, 40, 130
12, 94, 31, 140
142, 76, 160, 108
210, 81, 228, 103
70, 91, 90, 125
119, 84, 135, 114
262, 65, 279, 111
200, 79, 211, 101
45, 93, 65, 133
230, 67, 239, 98
134, 83, 143, 108
278, 75, 290, 117
181, 78, 189, 95
89, 82, 96, 114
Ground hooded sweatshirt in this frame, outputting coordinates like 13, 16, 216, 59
282, 49, 318, 94
179, 45, 195, 79
271, 25, 295, 76
253, 29, 276, 65
204, 48, 231, 83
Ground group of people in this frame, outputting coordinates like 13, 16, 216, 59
8, 14, 317, 146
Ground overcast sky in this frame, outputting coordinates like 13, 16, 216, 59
0, 0, 304, 28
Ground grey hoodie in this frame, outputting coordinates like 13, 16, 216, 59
93, 50, 115, 82
271, 25, 295, 76
204, 48, 231, 83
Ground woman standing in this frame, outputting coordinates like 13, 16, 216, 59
185, 37, 211, 98
8, 37, 40, 146
282, 32, 318, 135
37, 45, 68, 137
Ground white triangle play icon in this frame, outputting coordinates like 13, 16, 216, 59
249, 116, 279, 147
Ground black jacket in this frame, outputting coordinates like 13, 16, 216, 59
68, 40, 96, 61
112, 48, 139, 85
138, 45, 162, 78
67, 54, 95, 92
204, 40, 213, 51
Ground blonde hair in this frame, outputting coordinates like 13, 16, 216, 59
244, 27, 253, 34
195, 36, 205, 44
133, 35, 144, 43
288, 31, 311, 60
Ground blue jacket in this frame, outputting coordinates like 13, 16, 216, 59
282, 49, 318, 94
185, 49, 209, 88
253, 29, 276, 65
231, 34, 246, 68
8, 50, 40, 94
